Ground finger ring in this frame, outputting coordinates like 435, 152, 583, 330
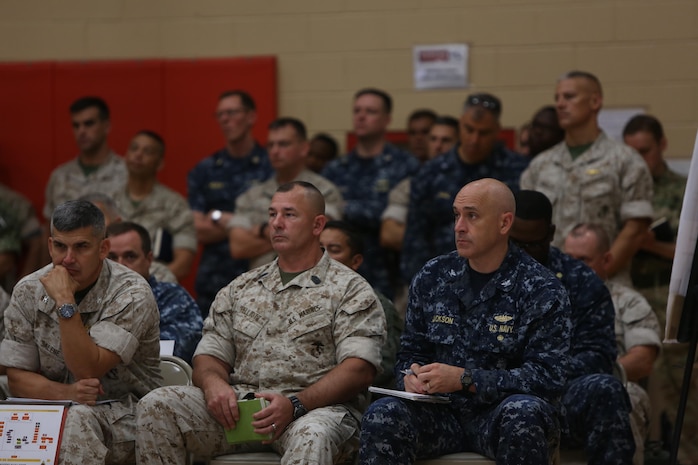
271, 423, 277, 432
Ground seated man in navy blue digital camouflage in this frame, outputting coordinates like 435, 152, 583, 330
359, 178, 572, 465
510, 190, 635, 465
106, 221, 202, 364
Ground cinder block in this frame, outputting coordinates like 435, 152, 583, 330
87, 21, 162, 58
307, 92, 354, 131
160, 19, 235, 57
232, 17, 309, 54
308, 13, 389, 52
278, 94, 313, 123
534, 5, 614, 44
122, 0, 198, 18
605, 83, 695, 123
615, 2, 695, 41
0, 21, 86, 60
494, 47, 576, 87
49, 0, 123, 20
343, 51, 413, 90
577, 43, 698, 83
278, 53, 344, 92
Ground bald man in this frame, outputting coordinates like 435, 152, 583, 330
520, 71, 653, 285
360, 178, 572, 465
136, 181, 386, 464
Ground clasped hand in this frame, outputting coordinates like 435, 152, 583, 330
403, 362, 463, 394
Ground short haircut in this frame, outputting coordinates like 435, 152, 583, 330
51, 200, 106, 238
78, 192, 123, 220
354, 88, 393, 114
218, 90, 256, 111
622, 114, 664, 144
323, 220, 365, 256
433, 115, 459, 132
268, 117, 307, 140
569, 223, 611, 254
134, 130, 166, 156
106, 221, 152, 254
311, 133, 339, 157
559, 70, 603, 97
408, 109, 437, 124
463, 93, 502, 119
514, 190, 553, 224
276, 181, 325, 216
70, 96, 110, 120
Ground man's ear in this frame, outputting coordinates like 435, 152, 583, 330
313, 215, 327, 236
99, 237, 110, 260
351, 253, 364, 271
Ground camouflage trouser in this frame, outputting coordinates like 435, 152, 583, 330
627, 381, 650, 465
640, 284, 698, 465
60, 395, 137, 465
135, 385, 360, 465
359, 394, 559, 465
562, 374, 635, 465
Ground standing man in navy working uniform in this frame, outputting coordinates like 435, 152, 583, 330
187, 90, 272, 316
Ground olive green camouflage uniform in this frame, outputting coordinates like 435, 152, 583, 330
632, 166, 696, 464
136, 252, 386, 465
227, 170, 344, 270
0, 260, 161, 465
43, 152, 127, 220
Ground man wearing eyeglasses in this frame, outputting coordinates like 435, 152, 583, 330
401, 92, 529, 282
187, 90, 273, 317
520, 71, 654, 286
510, 190, 635, 465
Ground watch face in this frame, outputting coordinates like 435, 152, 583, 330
58, 304, 77, 319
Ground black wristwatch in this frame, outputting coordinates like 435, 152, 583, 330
289, 395, 308, 421
460, 368, 473, 391
57, 303, 77, 319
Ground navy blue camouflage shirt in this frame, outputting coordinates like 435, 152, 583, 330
545, 247, 617, 378
149, 276, 203, 364
322, 143, 419, 297
187, 144, 272, 310
397, 245, 571, 409
401, 144, 529, 282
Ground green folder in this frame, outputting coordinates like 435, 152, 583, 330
225, 398, 273, 444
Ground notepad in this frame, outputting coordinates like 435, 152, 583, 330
368, 386, 451, 404
225, 398, 273, 444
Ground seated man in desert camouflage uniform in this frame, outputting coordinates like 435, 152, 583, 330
0, 200, 161, 465
136, 181, 386, 465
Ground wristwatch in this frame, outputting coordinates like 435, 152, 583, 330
211, 209, 223, 223
57, 303, 77, 319
460, 368, 473, 391
289, 395, 308, 421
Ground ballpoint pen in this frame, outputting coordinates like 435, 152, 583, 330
400, 369, 415, 376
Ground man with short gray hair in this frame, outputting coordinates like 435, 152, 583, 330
0, 200, 161, 465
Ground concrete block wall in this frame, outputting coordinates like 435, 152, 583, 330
1, 0, 696, 158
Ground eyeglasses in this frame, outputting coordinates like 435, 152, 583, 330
215, 108, 246, 120
465, 94, 502, 115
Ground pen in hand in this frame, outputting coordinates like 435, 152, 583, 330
400, 369, 415, 376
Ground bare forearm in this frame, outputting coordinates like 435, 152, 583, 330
7, 368, 73, 400
194, 212, 231, 244
640, 240, 676, 261
60, 316, 120, 379
619, 346, 658, 382
168, 248, 195, 279
229, 228, 272, 260
608, 219, 651, 277
295, 358, 376, 410
380, 219, 405, 251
